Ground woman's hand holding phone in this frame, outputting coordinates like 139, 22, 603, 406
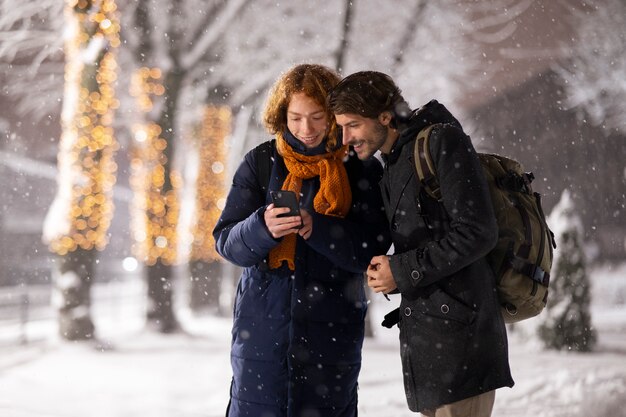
264, 203, 303, 239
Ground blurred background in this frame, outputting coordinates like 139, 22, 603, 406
0, 0, 624, 344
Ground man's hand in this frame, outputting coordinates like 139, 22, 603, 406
297, 209, 313, 240
367, 255, 398, 294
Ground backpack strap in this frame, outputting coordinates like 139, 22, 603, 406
254, 139, 276, 192
413, 124, 441, 200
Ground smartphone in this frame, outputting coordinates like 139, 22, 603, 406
270, 190, 300, 218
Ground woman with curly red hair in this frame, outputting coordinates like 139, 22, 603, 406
213, 64, 390, 417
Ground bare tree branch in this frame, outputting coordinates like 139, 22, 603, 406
335, 0, 355, 73
470, 0, 534, 31
390, 0, 426, 75
180, 0, 248, 70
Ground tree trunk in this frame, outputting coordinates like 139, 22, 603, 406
146, 259, 178, 332
187, 103, 231, 313
189, 260, 222, 311
55, 248, 96, 340
129, 65, 185, 332
44, 0, 119, 341
144, 69, 183, 331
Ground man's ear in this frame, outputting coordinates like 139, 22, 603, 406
378, 111, 393, 127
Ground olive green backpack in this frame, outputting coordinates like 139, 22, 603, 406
414, 124, 557, 323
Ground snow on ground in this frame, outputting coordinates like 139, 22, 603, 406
0, 263, 624, 417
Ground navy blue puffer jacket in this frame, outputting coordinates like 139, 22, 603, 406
213, 136, 391, 417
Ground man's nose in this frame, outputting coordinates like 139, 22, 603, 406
342, 127, 351, 145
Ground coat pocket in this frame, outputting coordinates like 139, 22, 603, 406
402, 288, 477, 336
425, 288, 477, 325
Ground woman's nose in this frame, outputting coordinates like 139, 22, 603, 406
302, 118, 313, 133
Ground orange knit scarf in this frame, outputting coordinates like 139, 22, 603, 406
268, 134, 352, 270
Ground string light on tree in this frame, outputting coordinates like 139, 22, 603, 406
189, 105, 231, 263
47, 0, 120, 256
129, 68, 181, 266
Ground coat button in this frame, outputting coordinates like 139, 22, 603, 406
404, 307, 412, 317
441, 304, 450, 314
411, 270, 421, 280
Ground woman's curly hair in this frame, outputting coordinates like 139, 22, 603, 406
263, 64, 341, 153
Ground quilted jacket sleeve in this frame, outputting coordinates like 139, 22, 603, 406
212, 147, 278, 268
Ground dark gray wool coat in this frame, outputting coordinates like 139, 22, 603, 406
381, 100, 514, 412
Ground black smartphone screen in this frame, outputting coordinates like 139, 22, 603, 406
270, 190, 300, 217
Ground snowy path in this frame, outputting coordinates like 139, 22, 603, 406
1, 307, 625, 417
1, 263, 625, 417
1, 314, 625, 417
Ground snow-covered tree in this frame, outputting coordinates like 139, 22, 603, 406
340, 0, 533, 110
42, 0, 120, 340
121, 0, 249, 332
538, 189, 596, 352
0, 0, 65, 119
185, 105, 231, 312
554, 0, 626, 134
208, 0, 343, 112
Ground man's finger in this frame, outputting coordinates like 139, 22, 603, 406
370, 255, 384, 264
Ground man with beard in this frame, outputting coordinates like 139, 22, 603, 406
328, 71, 514, 417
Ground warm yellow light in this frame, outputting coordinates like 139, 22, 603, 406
188, 105, 231, 263
129, 67, 181, 266
149, 68, 162, 79
100, 19, 111, 30
48, 0, 120, 256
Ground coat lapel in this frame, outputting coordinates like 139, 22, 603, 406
384, 153, 416, 223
